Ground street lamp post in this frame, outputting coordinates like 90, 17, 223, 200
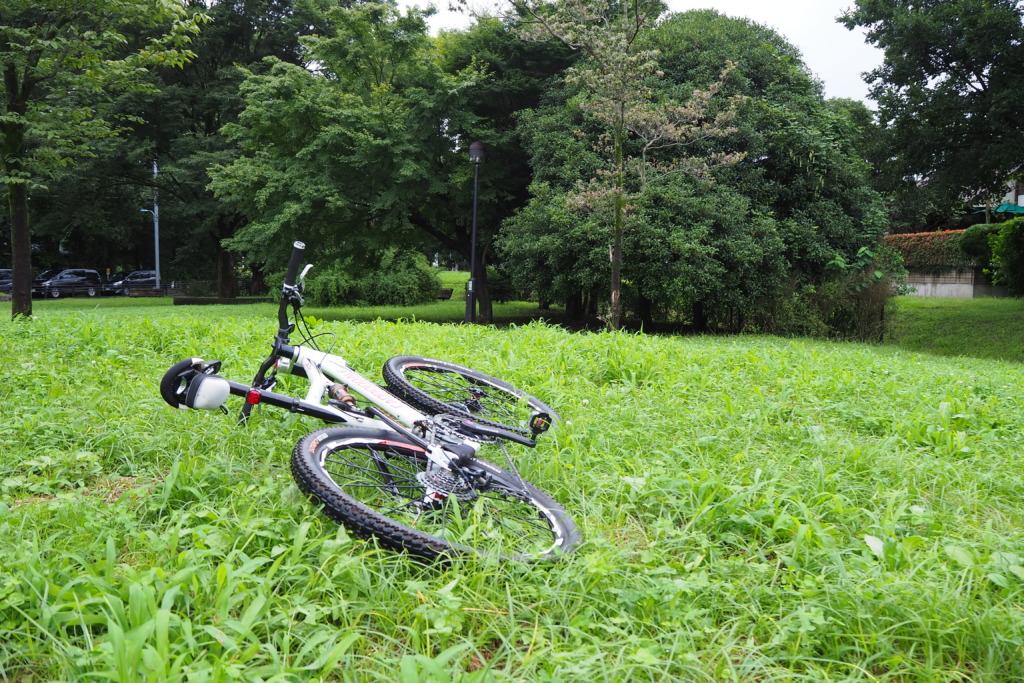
139, 160, 160, 290
465, 141, 485, 324
139, 206, 160, 290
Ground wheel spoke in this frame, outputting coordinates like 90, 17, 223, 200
295, 419, 575, 561
403, 369, 527, 424
316, 440, 562, 555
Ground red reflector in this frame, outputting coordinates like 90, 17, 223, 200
246, 389, 262, 405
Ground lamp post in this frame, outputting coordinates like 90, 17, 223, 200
139, 160, 160, 290
465, 141, 484, 323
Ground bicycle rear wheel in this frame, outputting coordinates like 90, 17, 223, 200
382, 356, 557, 435
290, 427, 579, 562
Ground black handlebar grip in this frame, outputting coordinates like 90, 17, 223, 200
284, 241, 305, 286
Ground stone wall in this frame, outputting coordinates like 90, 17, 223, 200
905, 267, 1008, 298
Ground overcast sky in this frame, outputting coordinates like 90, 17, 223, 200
401, 0, 884, 103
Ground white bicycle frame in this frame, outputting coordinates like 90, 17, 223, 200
212, 344, 486, 472
178, 242, 547, 470
281, 345, 424, 427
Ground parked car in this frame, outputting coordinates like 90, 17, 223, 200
0, 269, 12, 294
32, 268, 103, 298
102, 271, 128, 296
109, 270, 158, 296
30, 269, 57, 297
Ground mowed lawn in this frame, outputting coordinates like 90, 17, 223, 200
0, 294, 1023, 681
886, 296, 1024, 364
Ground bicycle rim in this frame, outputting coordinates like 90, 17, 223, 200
383, 356, 556, 434
291, 428, 577, 561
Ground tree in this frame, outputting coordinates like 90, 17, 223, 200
641, 10, 889, 310
841, 0, 1024, 229
140, 0, 334, 296
431, 18, 574, 320
0, 0, 203, 317
211, 4, 477, 280
512, 0, 743, 329
23, 0, 331, 296
211, 5, 572, 321
502, 10, 889, 336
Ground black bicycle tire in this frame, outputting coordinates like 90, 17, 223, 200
290, 427, 579, 562
382, 356, 558, 434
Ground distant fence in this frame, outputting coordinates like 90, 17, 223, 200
122, 279, 261, 298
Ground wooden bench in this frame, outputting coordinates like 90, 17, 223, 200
437, 288, 454, 300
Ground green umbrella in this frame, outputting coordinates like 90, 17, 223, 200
993, 202, 1024, 213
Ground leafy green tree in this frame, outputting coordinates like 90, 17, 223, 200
145, 0, 335, 296
841, 0, 1024, 230
503, 9, 889, 335
25, 0, 330, 296
0, 0, 203, 317
432, 18, 574, 320
644, 10, 888, 307
211, 4, 475, 283
212, 5, 571, 320
513, 0, 743, 329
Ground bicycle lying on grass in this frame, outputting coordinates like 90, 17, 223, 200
159, 241, 579, 562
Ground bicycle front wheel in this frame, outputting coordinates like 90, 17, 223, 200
290, 427, 579, 562
382, 356, 557, 434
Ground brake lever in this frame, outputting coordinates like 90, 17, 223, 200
298, 264, 313, 289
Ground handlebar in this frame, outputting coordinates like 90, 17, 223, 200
241, 239, 308, 424
284, 240, 306, 287
277, 240, 306, 334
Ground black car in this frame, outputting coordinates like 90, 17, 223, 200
102, 271, 128, 296
0, 269, 11, 294
109, 270, 158, 296
33, 268, 103, 298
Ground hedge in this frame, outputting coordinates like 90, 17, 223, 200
883, 230, 975, 272
989, 217, 1024, 295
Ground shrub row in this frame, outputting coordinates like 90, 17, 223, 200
882, 230, 974, 272
301, 248, 441, 308
884, 219, 1024, 295
988, 217, 1024, 295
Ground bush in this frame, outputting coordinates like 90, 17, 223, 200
353, 248, 440, 307
300, 249, 441, 307
485, 266, 518, 304
767, 245, 907, 342
301, 262, 355, 306
989, 217, 1024, 295
958, 224, 999, 267
883, 230, 974, 271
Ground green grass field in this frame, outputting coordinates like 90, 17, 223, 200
1, 295, 1023, 680
885, 296, 1024, 364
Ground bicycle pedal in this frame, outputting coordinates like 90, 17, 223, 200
530, 411, 553, 436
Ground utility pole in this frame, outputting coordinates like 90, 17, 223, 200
139, 160, 160, 289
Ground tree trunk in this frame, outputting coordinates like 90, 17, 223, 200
637, 293, 653, 329
9, 182, 32, 318
609, 236, 622, 331
2, 86, 32, 317
692, 301, 708, 333
215, 243, 237, 298
249, 263, 267, 296
476, 259, 492, 324
565, 291, 583, 319
609, 123, 625, 331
